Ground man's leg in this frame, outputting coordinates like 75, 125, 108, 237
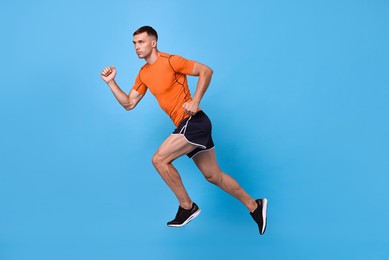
192, 149, 258, 212
193, 148, 268, 234
152, 134, 197, 209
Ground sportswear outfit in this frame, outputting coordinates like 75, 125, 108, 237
131, 52, 267, 234
132, 52, 214, 157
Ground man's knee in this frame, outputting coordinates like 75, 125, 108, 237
152, 153, 163, 169
204, 172, 222, 185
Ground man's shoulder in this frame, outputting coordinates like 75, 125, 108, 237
157, 52, 184, 70
159, 52, 186, 60
159, 52, 172, 59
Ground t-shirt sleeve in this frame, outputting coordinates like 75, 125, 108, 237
169, 55, 195, 75
131, 72, 147, 95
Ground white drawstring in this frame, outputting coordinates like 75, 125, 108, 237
179, 116, 192, 135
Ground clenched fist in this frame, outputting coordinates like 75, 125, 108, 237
182, 100, 199, 116
101, 66, 117, 84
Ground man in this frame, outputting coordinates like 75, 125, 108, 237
101, 26, 268, 235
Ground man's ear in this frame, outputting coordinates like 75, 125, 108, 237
152, 40, 157, 47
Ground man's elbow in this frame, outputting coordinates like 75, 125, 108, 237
208, 67, 214, 77
204, 66, 213, 77
123, 102, 135, 111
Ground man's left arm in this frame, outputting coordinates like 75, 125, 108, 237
182, 62, 213, 115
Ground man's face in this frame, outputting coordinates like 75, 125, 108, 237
133, 32, 156, 59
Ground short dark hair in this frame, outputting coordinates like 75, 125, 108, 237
133, 26, 158, 41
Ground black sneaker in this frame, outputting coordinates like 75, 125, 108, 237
167, 202, 201, 227
250, 198, 268, 235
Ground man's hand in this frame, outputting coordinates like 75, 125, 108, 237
101, 66, 117, 84
182, 100, 199, 116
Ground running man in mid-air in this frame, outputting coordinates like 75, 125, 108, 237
101, 25, 267, 235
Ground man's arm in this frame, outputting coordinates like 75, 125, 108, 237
101, 66, 144, 110
182, 62, 213, 115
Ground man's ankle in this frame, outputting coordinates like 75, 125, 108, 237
180, 201, 193, 210
249, 199, 258, 213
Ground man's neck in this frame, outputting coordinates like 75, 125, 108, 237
145, 49, 159, 65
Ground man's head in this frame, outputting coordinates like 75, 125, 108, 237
133, 26, 158, 41
133, 26, 158, 59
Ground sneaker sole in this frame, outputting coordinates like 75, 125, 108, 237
167, 209, 201, 227
261, 198, 268, 235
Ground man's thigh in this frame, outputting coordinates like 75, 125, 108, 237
192, 149, 222, 177
154, 134, 197, 163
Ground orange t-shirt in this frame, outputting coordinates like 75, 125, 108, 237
132, 52, 198, 126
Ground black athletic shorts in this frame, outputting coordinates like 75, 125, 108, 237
172, 110, 215, 158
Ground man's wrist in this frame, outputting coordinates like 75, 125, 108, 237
191, 98, 200, 104
107, 79, 116, 86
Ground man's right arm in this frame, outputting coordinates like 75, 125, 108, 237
101, 66, 144, 110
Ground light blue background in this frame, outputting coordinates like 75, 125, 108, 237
1, 0, 388, 259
